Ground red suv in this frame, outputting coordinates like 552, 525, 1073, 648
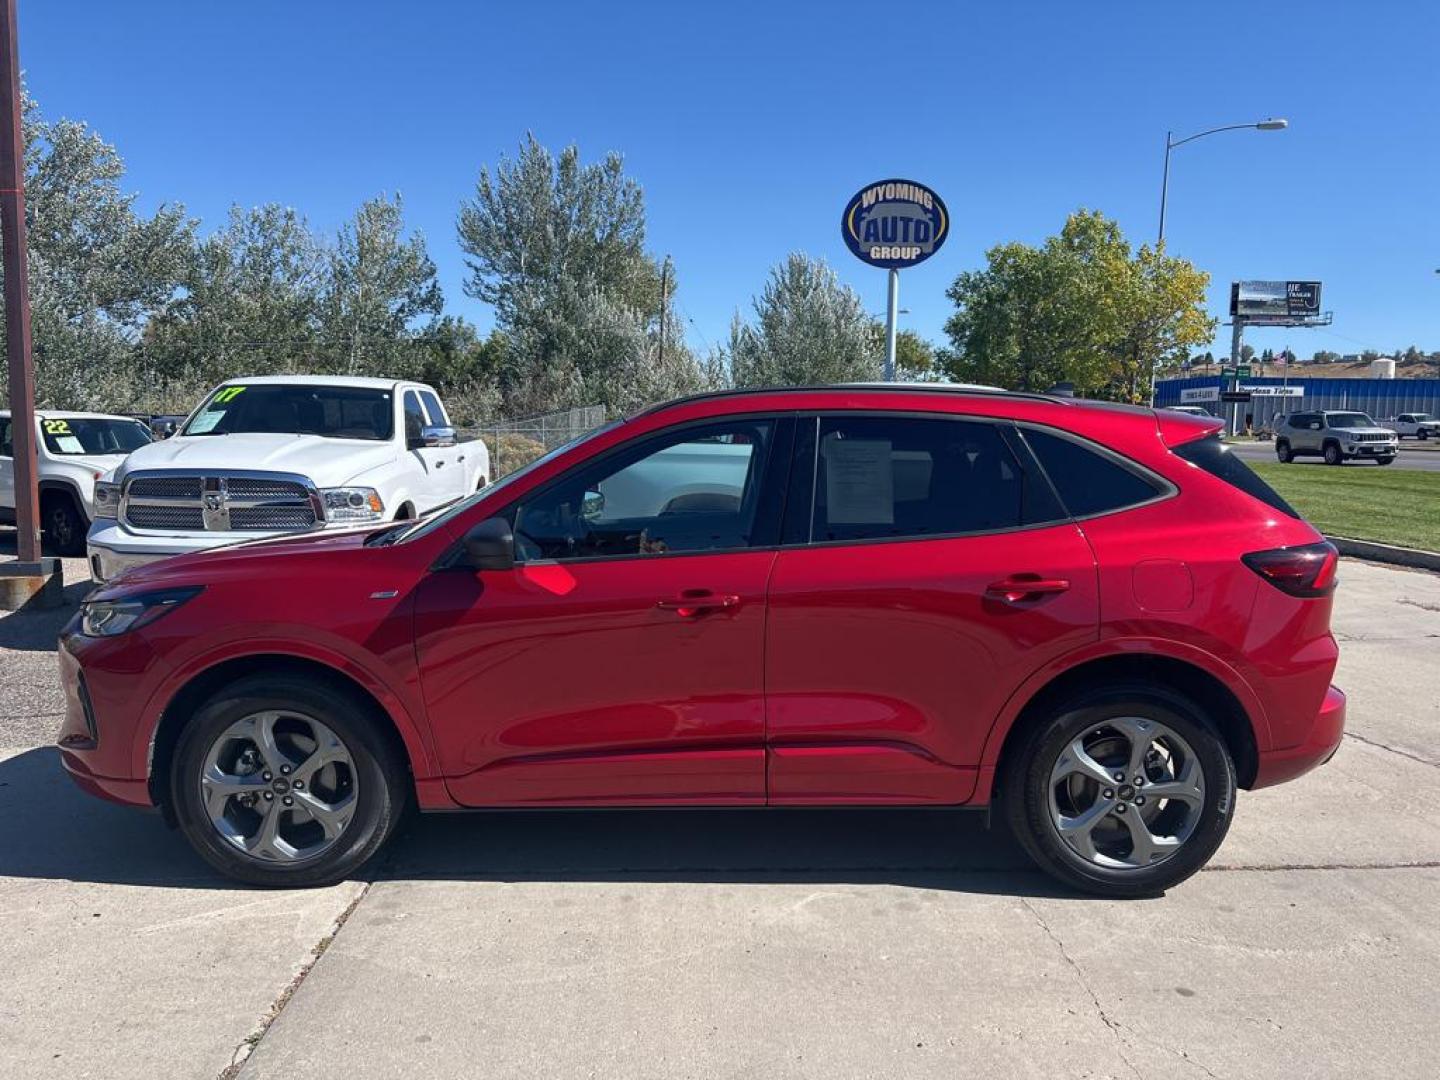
57, 387, 1345, 896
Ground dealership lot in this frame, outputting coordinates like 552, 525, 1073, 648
1, 554, 1437, 1079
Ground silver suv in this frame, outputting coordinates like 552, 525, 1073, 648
1276, 410, 1398, 466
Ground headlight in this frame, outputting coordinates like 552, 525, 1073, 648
93, 481, 121, 519
321, 487, 385, 523
80, 587, 202, 637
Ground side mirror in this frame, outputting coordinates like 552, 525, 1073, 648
458, 516, 514, 571
414, 425, 456, 449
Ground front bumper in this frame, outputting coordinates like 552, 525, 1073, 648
1253, 685, 1346, 789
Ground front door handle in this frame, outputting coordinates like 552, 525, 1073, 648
656, 590, 741, 617
985, 576, 1070, 604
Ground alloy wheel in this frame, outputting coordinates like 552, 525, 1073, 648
1046, 716, 1206, 870
199, 710, 359, 863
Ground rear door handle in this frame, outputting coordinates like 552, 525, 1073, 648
985, 576, 1070, 604
656, 590, 741, 617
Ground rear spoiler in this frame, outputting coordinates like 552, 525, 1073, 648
1156, 411, 1225, 448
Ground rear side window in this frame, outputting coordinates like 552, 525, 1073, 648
800, 415, 1064, 543
1022, 428, 1164, 518
1171, 434, 1298, 518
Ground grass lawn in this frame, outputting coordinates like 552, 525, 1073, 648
1249, 461, 1440, 552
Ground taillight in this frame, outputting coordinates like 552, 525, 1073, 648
1242, 541, 1339, 598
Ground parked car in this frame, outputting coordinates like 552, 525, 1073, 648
85, 376, 491, 583
58, 385, 1345, 898
1275, 410, 1398, 465
1381, 412, 1440, 440
0, 409, 154, 555
1166, 405, 1212, 417
147, 414, 189, 440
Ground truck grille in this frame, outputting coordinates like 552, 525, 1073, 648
1353, 433, 1392, 443
122, 473, 322, 533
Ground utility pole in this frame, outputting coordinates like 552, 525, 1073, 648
657, 256, 669, 368
0, 0, 58, 608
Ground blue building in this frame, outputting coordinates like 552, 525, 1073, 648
1155, 375, 1440, 430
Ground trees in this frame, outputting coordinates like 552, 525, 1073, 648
722, 253, 881, 388
942, 210, 1214, 401
3, 95, 194, 409
895, 330, 939, 381
457, 135, 697, 414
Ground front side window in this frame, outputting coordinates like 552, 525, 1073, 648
418, 390, 449, 427
403, 392, 428, 445
40, 417, 153, 456
800, 415, 1061, 544
1022, 427, 1164, 518
512, 419, 775, 561
183, 384, 395, 441
0, 417, 11, 457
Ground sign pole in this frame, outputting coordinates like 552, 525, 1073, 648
883, 269, 899, 381
1229, 318, 1244, 435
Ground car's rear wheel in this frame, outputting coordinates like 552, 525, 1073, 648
1275, 439, 1293, 463
1323, 442, 1343, 466
170, 674, 407, 887
1002, 685, 1236, 898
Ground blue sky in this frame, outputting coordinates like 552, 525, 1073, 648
22, 0, 1440, 360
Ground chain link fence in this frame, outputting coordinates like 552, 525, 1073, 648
463, 404, 609, 478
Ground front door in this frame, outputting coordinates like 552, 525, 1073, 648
414, 415, 790, 806
764, 412, 1099, 804
403, 390, 456, 511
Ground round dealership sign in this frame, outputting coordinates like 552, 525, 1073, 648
841, 179, 949, 270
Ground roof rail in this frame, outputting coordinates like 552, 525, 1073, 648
634, 383, 1070, 418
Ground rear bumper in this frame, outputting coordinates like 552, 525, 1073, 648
1252, 684, 1346, 789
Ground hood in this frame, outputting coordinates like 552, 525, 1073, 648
96, 524, 384, 595
114, 433, 397, 486
55, 453, 130, 474
1332, 425, 1395, 436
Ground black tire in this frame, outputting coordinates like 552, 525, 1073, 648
1001, 684, 1237, 898
1376, 456, 1395, 466
41, 490, 87, 556
1419, 430, 1429, 441
170, 674, 407, 887
1323, 442, 1344, 466
1275, 439, 1293, 464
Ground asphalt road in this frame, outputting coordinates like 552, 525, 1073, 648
1, 557, 1438, 1078
1227, 438, 1440, 471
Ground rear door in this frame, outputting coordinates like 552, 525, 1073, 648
764, 412, 1099, 804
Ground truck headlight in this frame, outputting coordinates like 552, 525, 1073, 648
321, 487, 385, 523
93, 481, 121, 519
80, 587, 202, 637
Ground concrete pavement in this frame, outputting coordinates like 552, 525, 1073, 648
1, 558, 1437, 1079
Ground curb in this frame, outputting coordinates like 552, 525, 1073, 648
1329, 536, 1440, 572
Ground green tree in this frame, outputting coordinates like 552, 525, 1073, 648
1, 95, 194, 409
894, 329, 939, 381
1240, 344, 1256, 364
318, 194, 442, 376
723, 253, 881, 387
457, 135, 695, 413
942, 210, 1214, 401
146, 204, 325, 388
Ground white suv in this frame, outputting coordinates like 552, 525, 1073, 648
0, 410, 154, 555
1275, 410, 1399, 466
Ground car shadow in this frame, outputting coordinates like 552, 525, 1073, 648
0, 746, 1077, 899
0, 531, 92, 650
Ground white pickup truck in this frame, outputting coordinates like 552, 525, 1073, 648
86, 376, 490, 582
1382, 413, 1440, 440
1, 409, 154, 555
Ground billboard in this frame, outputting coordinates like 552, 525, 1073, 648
1229, 281, 1322, 320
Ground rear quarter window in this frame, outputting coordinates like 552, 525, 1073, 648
1171, 434, 1298, 518
1021, 427, 1165, 518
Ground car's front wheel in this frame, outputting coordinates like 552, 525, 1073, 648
1002, 685, 1236, 898
1376, 455, 1395, 466
42, 491, 87, 556
1275, 439, 1293, 463
170, 674, 407, 887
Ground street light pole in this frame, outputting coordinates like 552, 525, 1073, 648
1149, 117, 1288, 407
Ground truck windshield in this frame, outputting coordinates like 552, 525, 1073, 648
183, 385, 394, 440
1326, 413, 1375, 428
41, 417, 153, 456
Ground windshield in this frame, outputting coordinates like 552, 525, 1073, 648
374, 418, 624, 546
1326, 413, 1375, 428
183, 384, 395, 440
41, 417, 153, 456
1412, 414, 1433, 422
